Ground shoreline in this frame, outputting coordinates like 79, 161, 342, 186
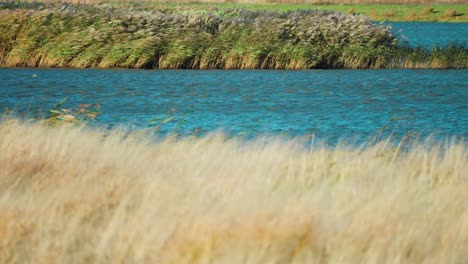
161, 3, 468, 22
7, 0, 468, 22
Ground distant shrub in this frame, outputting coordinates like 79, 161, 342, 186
444, 8, 457, 18
383, 10, 396, 17
422, 6, 434, 14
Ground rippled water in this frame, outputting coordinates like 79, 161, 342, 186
1, 68, 467, 143
1, 22, 467, 143
387, 22, 468, 47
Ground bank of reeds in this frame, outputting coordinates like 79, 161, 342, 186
20, 0, 468, 5
0, 119, 467, 263
195, 0, 466, 3
0, 1, 466, 69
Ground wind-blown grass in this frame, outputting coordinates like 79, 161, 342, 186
1, 1, 466, 69
15, 0, 468, 22
0, 119, 467, 263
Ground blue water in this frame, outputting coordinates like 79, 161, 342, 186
387, 22, 467, 47
1, 68, 467, 143
1, 22, 467, 142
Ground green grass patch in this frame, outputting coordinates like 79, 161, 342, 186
155, 3, 468, 22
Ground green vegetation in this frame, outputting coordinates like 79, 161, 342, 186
0, 1, 466, 69
158, 3, 468, 22
18, 0, 468, 22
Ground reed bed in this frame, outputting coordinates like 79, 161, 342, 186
0, 119, 467, 263
20, 0, 468, 5
15, 0, 468, 22
0, 1, 466, 69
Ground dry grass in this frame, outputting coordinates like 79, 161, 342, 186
383, 9, 397, 17
0, 4, 400, 70
444, 8, 457, 17
423, 6, 434, 14
0, 119, 467, 263
1, 2, 466, 69
23, 0, 468, 4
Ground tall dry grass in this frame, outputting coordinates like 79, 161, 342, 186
23, 0, 468, 5
2, 1, 467, 69
1, 119, 467, 263
0, 3, 401, 69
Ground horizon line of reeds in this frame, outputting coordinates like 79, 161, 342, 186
15, 0, 468, 6
0, 1, 466, 69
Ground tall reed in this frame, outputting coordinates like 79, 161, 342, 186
17, 0, 468, 5
0, 1, 466, 69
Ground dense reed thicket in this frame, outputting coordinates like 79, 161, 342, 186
151, 0, 467, 4
17, 0, 468, 5
0, 1, 466, 69
1, 119, 467, 263
191, 0, 466, 3
14, 0, 468, 22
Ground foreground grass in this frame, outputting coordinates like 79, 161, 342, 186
1, 119, 467, 263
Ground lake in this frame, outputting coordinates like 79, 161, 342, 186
387, 22, 467, 47
1, 68, 467, 143
0, 22, 467, 143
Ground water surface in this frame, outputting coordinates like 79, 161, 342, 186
387, 22, 467, 47
1, 68, 467, 143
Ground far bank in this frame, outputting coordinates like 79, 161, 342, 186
0, 1, 466, 69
